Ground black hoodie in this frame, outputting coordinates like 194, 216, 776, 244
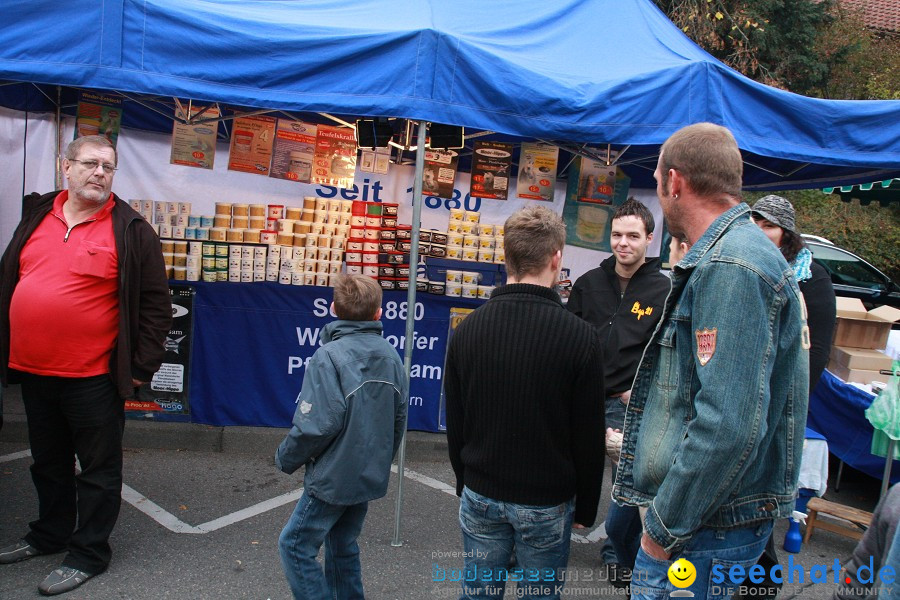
568, 255, 671, 395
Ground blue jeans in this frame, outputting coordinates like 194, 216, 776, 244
602, 395, 638, 566
278, 492, 368, 600
457, 487, 574, 600
631, 521, 773, 600
605, 502, 642, 568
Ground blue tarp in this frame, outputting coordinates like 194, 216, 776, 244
1, 0, 898, 188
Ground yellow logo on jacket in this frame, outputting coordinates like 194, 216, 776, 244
631, 301, 654, 320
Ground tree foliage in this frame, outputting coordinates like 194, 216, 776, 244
655, 0, 899, 284
654, 0, 838, 94
813, 4, 900, 100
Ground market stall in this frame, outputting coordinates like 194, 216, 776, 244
2, 0, 899, 432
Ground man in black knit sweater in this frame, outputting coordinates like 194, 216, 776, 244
445, 205, 605, 600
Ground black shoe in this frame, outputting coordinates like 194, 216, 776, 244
38, 567, 96, 596
607, 562, 632, 589
0, 540, 44, 564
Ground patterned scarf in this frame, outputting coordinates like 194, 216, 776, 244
792, 247, 813, 283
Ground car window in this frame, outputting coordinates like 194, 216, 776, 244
807, 244, 888, 291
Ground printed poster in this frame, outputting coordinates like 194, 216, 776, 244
228, 115, 277, 175
562, 156, 632, 252
516, 142, 559, 201
126, 286, 194, 421
374, 150, 391, 174
359, 147, 391, 175
312, 124, 357, 189
470, 141, 513, 200
170, 103, 219, 169
75, 91, 123, 147
422, 149, 460, 199
270, 119, 317, 182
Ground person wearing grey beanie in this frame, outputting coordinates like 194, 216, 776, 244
751, 194, 836, 394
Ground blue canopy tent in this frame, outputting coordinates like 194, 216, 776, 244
1, 0, 899, 189
3, 0, 899, 543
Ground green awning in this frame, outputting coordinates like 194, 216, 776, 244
823, 179, 900, 207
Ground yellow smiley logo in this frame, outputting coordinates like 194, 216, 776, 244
667, 558, 696, 588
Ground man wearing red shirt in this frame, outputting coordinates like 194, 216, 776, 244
0, 135, 171, 596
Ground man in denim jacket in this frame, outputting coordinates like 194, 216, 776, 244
613, 123, 809, 600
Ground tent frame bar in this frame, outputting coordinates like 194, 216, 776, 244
392, 119, 428, 548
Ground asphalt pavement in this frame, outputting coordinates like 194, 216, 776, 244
0, 384, 887, 599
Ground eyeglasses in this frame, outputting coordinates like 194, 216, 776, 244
69, 159, 118, 174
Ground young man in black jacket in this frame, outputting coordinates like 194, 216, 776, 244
445, 205, 605, 600
568, 198, 671, 588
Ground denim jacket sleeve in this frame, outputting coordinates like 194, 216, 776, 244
275, 350, 346, 474
643, 259, 788, 552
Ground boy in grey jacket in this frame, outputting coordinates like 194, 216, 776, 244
276, 274, 408, 599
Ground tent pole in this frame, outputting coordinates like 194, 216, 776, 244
392, 119, 427, 547
881, 438, 895, 501
54, 86, 63, 190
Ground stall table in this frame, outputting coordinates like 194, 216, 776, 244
808, 369, 900, 485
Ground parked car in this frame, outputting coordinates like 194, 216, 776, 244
802, 236, 900, 309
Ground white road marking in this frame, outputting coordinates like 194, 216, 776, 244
391, 464, 457, 496
587, 521, 607, 542
121, 484, 304, 534
121, 483, 202, 534
194, 489, 304, 533
0, 450, 601, 542
0, 449, 31, 463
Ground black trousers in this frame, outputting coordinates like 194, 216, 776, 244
21, 373, 125, 574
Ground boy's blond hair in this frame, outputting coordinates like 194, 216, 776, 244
332, 274, 382, 321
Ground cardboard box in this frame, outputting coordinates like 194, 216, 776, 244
829, 346, 894, 372
828, 363, 890, 386
835, 297, 869, 319
832, 298, 900, 350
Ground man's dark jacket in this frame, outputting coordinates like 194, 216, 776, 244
0, 191, 171, 400
568, 256, 671, 395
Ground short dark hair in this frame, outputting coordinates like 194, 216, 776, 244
779, 228, 806, 264
613, 198, 655, 236
65, 135, 117, 165
503, 205, 565, 279
332, 274, 382, 321
660, 123, 742, 201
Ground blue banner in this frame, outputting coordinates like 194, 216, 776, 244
188, 281, 481, 431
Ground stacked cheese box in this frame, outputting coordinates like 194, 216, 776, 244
149, 197, 356, 287
343, 201, 411, 291
445, 208, 505, 265
159, 240, 202, 281
269, 197, 351, 286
